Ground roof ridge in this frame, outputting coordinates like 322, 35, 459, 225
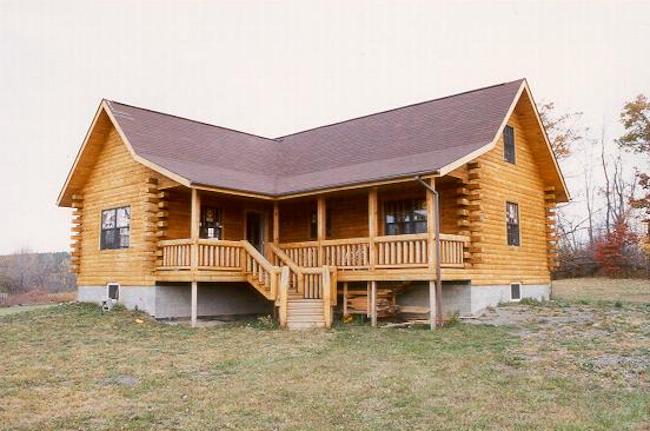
275, 78, 525, 140
104, 99, 279, 143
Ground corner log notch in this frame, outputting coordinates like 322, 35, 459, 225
545, 186, 559, 270
458, 161, 482, 265
70, 194, 83, 274
141, 177, 161, 270
152, 179, 170, 267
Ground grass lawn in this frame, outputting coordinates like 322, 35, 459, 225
552, 277, 650, 304
0, 304, 56, 317
0, 279, 648, 430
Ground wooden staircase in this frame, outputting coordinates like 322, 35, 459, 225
241, 241, 279, 301
286, 297, 326, 329
270, 244, 335, 329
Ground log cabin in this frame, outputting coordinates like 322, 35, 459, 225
57, 79, 568, 329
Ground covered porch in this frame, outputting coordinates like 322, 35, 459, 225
152, 171, 480, 327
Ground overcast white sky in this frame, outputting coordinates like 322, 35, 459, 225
0, 0, 648, 255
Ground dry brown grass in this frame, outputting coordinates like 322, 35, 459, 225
0, 290, 75, 307
552, 277, 650, 304
0, 280, 648, 430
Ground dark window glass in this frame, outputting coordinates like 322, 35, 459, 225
504, 125, 516, 164
309, 208, 332, 239
510, 283, 521, 300
200, 207, 223, 239
107, 284, 119, 300
506, 202, 520, 246
383, 199, 427, 235
101, 206, 130, 249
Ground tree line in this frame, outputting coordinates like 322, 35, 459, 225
542, 95, 650, 278
0, 251, 76, 294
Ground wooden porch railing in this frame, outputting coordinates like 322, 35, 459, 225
270, 244, 337, 301
157, 239, 279, 300
375, 233, 428, 268
438, 234, 468, 268
279, 233, 468, 270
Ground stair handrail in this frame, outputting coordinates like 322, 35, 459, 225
240, 240, 280, 299
269, 243, 302, 274
269, 243, 304, 294
241, 241, 280, 273
322, 265, 332, 327
278, 266, 290, 327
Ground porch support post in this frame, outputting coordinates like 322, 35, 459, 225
273, 201, 280, 244
190, 188, 201, 270
424, 177, 442, 329
343, 282, 349, 317
368, 187, 378, 270
317, 196, 326, 266
366, 281, 371, 318
190, 188, 200, 328
426, 179, 436, 273
428, 280, 436, 330
370, 280, 377, 327
191, 281, 198, 328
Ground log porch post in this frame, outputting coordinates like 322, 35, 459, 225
424, 178, 441, 329
273, 201, 280, 244
317, 196, 326, 266
368, 187, 378, 269
190, 188, 201, 327
370, 280, 377, 327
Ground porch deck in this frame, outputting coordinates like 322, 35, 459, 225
155, 233, 469, 282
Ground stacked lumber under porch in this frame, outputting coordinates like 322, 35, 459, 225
341, 282, 424, 319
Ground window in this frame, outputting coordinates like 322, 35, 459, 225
101, 206, 130, 249
309, 208, 332, 239
504, 125, 515, 163
200, 207, 222, 239
506, 202, 520, 246
510, 283, 521, 301
107, 283, 120, 300
384, 199, 427, 235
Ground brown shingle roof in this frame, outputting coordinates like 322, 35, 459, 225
105, 79, 525, 196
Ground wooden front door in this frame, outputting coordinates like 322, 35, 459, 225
245, 212, 265, 253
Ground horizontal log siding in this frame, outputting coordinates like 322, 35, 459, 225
438, 181, 460, 235
78, 126, 157, 286
472, 105, 551, 285
327, 194, 368, 239
279, 200, 315, 243
163, 190, 272, 242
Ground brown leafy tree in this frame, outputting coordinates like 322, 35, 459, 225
617, 94, 650, 249
537, 101, 584, 160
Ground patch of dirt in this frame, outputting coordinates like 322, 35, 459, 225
471, 302, 650, 388
100, 374, 139, 387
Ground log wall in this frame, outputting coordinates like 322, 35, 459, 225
470, 101, 552, 285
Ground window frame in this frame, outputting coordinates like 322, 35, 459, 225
309, 208, 332, 240
506, 201, 521, 247
382, 198, 428, 236
503, 125, 516, 164
200, 206, 223, 239
100, 206, 131, 250
106, 283, 120, 300
510, 283, 522, 302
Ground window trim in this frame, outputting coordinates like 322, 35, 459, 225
510, 283, 522, 302
309, 207, 332, 240
200, 206, 223, 239
505, 201, 521, 247
503, 124, 516, 164
106, 283, 120, 301
100, 206, 131, 250
382, 198, 428, 236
